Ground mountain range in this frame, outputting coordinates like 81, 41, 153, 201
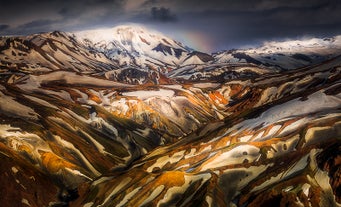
0, 24, 340, 207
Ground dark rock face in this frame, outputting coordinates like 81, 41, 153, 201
152, 43, 173, 56
232, 52, 263, 65
318, 143, 341, 203
0, 144, 60, 207
189, 51, 215, 62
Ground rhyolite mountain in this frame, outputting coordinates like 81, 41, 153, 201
75, 25, 194, 68
2, 25, 340, 85
0, 25, 340, 207
214, 35, 341, 70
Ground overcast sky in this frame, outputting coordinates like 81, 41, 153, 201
0, 0, 340, 52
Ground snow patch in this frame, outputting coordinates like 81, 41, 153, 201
100, 177, 132, 206
116, 187, 141, 207
201, 145, 260, 171
122, 89, 175, 100
11, 166, 19, 174
21, 198, 31, 206
140, 185, 164, 206
83, 202, 94, 207
147, 150, 185, 172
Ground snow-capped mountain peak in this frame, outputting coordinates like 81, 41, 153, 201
252, 35, 341, 54
75, 25, 187, 50
214, 35, 341, 70
74, 24, 194, 68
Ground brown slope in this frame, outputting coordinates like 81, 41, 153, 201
71, 56, 341, 207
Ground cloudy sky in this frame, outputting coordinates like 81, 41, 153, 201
0, 0, 340, 52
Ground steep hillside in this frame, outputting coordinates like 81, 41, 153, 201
214, 35, 341, 70
0, 54, 339, 206
72, 56, 341, 207
0, 27, 340, 206
0, 31, 117, 74
75, 25, 214, 70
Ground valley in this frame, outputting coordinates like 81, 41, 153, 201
0, 25, 340, 207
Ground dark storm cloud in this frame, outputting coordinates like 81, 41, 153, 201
58, 7, 74, 17
0, 24, 10, 31
14, 19, 59, 34
150, 7, 177, 22
0, 0, 340, 51
162, 0, 341, 51
20, 19, 56, 29
0, 0, 125, 35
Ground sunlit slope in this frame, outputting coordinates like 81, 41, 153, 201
72, 57, 341, 206
0, 26, 340, 206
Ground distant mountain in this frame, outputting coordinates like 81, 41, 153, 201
0, 25, 270, 84
2, 25, 340, 85
0, 31, 118, 74
214, 35, 341, 70
74, 25, 213, 69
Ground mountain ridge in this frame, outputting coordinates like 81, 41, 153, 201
74, 25, 196, 69
214, 35, 341, 70
0, 25, 340, 207
1, 24, 340, 77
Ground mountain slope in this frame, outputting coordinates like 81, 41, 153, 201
0, 31, 117, 74
214, 35, 341, 70
71, 56, 341, 207
0, 27, 340, 206
75, 25, 196, 69
3, 26, 340, 85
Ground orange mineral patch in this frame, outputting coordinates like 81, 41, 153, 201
155, 171, 186, 187
209, 91, 228, 105
18, 144, 32, 154
40, 151, 75, 173
88, 93, 102, 104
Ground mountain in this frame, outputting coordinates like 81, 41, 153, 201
72, 55, 341, 207
2, 25, 340, 85
0, 28, 168, 85
0, 25, 272, 84
214, 35, 341, 70
167, 62, 273, 82
0, 31, 118, 74
0, 26, 340, 206
1, 54, 339, 207
74, 25, 214, 69
75, 24, 276, 82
